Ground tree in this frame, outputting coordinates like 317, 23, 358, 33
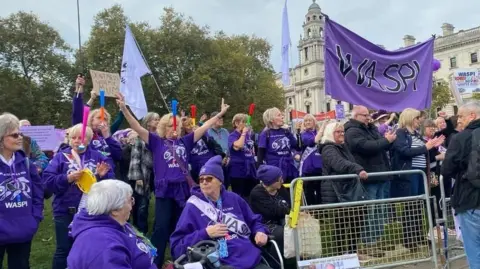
0, 12, 73, 126
429, 79, 452, 118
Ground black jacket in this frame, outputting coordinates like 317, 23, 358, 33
319, 142, 364, 204
390, 128, 428, 181
249, 184, 290, 225
344, 119, 391, 183
442, 119, 480, 212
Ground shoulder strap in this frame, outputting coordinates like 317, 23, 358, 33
165, 141, 196, 187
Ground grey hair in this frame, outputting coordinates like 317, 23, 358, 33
86, 180, 133, 215
321, 122, 344, 144
141, 112, 160, 128
0, 113, 20, 141
461, 101, 480, 118
19, 119, 31, 126
263, 107, 281, 129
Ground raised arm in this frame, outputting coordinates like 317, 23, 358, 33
193, 100, 230, 142
116, 93, 149, 144
72, 76, 85, 126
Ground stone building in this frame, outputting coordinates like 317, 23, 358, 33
276, 0, 480, 118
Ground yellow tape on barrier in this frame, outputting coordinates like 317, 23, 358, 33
283, 183, 290, 188
288, 179, 303, 228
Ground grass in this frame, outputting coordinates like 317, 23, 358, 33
3, 197, 161, 269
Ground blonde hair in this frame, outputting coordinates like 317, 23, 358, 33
0, 113, 19, 141
157, 113, 182, 138
263, 107, 282, 129
68, 124, 94, 146
88, 109, 111, 127
302, 114, 317, 131
321, 122, 344, 144
398, 108, 420, 129
232, 113, 248, 128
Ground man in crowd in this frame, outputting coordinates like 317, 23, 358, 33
344, 105, 397, 256
442, 102, 480, 268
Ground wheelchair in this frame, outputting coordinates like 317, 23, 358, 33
173, 236, 284, 269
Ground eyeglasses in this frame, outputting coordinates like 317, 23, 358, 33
199, 176, 214, 184
6, 133, 23, 139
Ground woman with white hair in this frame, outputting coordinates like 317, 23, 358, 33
319, 121, 368, 256
117, 93, 230, 267
67, 180, 157, 269
0, 113, 44, 269
257, 107, 299, 183
43, 123, 115, 269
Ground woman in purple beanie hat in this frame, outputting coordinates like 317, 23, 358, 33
249, 165, 292, 264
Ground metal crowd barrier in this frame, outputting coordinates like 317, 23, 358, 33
288, 170, 438, 269
438, 176, 466, 269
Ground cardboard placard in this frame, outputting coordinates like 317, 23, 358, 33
89, 70, 120, 97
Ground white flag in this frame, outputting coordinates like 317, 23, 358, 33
120, 25, 151, 119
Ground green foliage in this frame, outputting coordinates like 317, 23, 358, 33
429, 80, 452, 118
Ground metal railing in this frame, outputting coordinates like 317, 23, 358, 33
288, 170, 438, 269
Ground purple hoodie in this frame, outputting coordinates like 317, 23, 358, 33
189, 135, 215, 177
227, 130, 256, 179
72, 93, 123, 168
42, 147, 115, 217
258, 128, 298, 180
0, 151, 44, 244
300, 130, 323, 175
147, 132, 195, 207
170, 186, 267, 269
67, 209, 156, 269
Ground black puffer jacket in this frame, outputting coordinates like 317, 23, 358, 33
344, 119, 391, 183
319, 142, 364, 204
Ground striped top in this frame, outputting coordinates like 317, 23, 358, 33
411, 135, 426, 168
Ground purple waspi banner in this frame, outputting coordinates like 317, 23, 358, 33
324, 18, 434, 112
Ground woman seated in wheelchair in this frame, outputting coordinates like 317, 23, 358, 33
170, 155, 271, 269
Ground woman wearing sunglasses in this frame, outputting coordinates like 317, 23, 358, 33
43, 123, 115, 269
117, 94, 230, 268
0, 113, 44, 269
170, 155, 269, 269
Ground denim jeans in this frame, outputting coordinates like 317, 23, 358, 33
0, 241, 31, 269
52, 215, 74, 269
132, 192, 150, 235
409, 171, 425, 196
457, 210, 480, 269
151, 197, 182, 267
362, 182, 388, 244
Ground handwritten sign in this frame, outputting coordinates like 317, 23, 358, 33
89, 70, 120, 97
298, 254, 360, 269
20, 125, 57, 151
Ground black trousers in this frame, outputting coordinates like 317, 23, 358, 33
0, 241, 32, 269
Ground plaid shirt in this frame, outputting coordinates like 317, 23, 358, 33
128, 137, 153, 195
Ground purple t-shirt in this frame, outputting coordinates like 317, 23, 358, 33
189, 135, 215, 174
228, 130, 256, 179
258, 128, 298, 180
147, 132, 195, 206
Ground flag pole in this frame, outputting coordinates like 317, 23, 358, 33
129, 27, 171, 112
76, 0, 84, 73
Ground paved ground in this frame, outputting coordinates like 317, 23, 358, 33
391, 258, 468, 269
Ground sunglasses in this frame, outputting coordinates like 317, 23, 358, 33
199, 176, 214, 184
6, 132, 23, 139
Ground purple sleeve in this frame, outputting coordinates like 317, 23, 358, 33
72, 93, 84, 126
287, 130, 298, 150
238, 194, 268, 235
228, 131, 240, 152
104, 137, 123, 162
89, 242, 134, 269
42, 154, 70, 194
258, 130, 267, 149
180, 132, 195, 153
377, 124, 389, 136
98, 153, 116, 180
29, 160, 44, 222
301, 131, 315, 147
146, 132, 162, 152
170, 205, 210, 259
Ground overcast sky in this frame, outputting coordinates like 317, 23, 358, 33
2, 0, 479, 72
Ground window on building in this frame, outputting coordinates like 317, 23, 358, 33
337, 100, 342, 105
472, 53, 478, 63
307, 17, 310, 21
307, 28, 312, 38
450, 57, 457, 68
326, 103, 331, 111
304, 68, 309, 75
304, 47, 309, 61
349, 103, 354, 111
306, 89, 310, 97
313, 15, 317, 20
453, 105, 458, 115
306, 105, 311, 114
288, 98, 292, 105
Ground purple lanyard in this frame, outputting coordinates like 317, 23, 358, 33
9, 163, 18, 184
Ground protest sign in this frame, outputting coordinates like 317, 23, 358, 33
20, 125, 57, 151
453, 68, 480, 95
89, 70, 120, 97
298, 253, 360, 269
335, 104, 345, 120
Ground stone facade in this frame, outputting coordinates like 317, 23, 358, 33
276, 1, 480, 118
